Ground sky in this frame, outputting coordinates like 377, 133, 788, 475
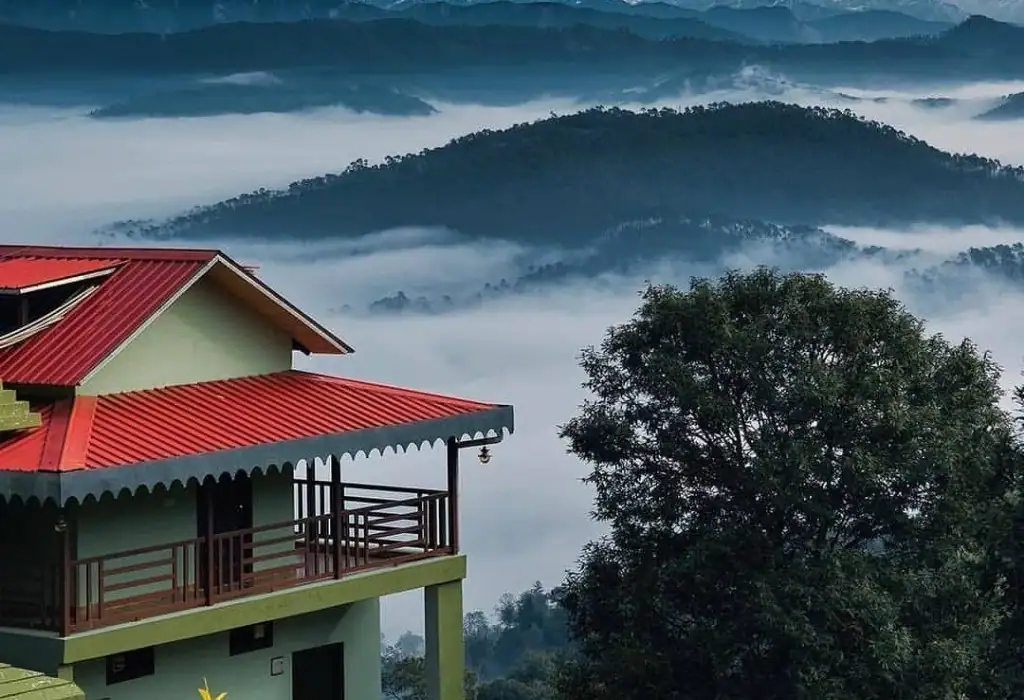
3, 71, 1024, 639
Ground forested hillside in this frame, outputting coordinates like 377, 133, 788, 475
119, 102, 1024, 245
2, 14, 1022, 76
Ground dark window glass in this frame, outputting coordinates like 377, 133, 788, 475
106, 647, 155, 685
229, 622, 274, 656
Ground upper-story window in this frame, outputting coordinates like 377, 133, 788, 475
0, 263, 117, 346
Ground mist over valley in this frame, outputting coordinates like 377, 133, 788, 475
5, 3, 1024, 694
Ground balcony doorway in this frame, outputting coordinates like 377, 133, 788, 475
197, 474, 253, 594
292, 642, 344, 699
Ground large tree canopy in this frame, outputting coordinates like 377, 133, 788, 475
557, 268, 1016, 700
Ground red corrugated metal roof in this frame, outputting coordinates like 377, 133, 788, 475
0, 257, 122, 291
0, 371, 497, 472
0, 246, 216, 385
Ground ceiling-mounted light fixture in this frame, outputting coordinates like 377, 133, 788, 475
478, 445, 492, 464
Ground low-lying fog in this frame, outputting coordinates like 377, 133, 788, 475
3, 71, 1024, 637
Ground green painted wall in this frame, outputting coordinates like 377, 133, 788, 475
73, 471, 295, 604
251, 465, 302, 575
78, 276, 294, 396
74, 482, 197, 605
70, 598, 381, 700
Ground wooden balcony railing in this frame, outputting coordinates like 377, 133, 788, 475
0, 483, 453, 635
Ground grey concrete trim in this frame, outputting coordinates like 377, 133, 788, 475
0, 405, 513, 506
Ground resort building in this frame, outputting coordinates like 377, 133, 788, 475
0, 245, 513, 700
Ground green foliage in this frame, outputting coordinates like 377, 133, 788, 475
381, 652, 428, 700
380, 646, 481, 700
382, 583, 566, 700
125, 103, 1024, 245
474, 651, 558, 700
975, 387, 1024, 698
469, 583, 569, 681
557, 268, 1014, 700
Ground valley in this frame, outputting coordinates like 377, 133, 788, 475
2, 2, 1024, 697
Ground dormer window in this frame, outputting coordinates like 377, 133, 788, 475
0, 258, 120, 346
0, 282, 90, 334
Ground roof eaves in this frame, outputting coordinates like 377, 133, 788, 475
210, 253, 355, 355
0, 404, 514, 505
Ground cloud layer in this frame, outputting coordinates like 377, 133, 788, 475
3, 74, 1024, 637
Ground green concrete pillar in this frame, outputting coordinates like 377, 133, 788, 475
55, 665, 74, 682
424, 579, 465, 700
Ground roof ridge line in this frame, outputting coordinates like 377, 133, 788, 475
58, 396, 98, 471
38, 399, 73, 471
0, 244, 221, 262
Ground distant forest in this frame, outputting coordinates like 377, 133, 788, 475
978, 92, 1024, 121
2, 14, 1023, 78
120, 102, 1024, 246
0, 0, 958, 43
381, 583, 565, 700
364, 239, 1024, 317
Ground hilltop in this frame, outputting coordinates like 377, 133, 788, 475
977, 92, 1024, 120
111, 102, 1024, 245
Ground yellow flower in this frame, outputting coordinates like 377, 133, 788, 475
198, 677, 227, 700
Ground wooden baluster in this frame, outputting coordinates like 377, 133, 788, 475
440, 495, 449, 549
60, 522, 72, 636
417, 492, 426, 550
363, 513, 370, 565
331, 456, 343, 579
171, 546, 179, 603
428, 496, 438, 551
84, 563, 92, 624
447, 439, 460, 553
96, 560, 104, 622
205, 485, 215, 605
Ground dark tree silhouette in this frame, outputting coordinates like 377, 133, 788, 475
557, 268, 1015, 699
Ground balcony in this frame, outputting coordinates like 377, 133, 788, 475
0, 478, 455, 635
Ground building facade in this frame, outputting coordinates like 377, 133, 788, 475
0, 245, 514, 700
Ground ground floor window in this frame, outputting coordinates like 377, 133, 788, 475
230, 621, 275, 655
106, 646, 155, 685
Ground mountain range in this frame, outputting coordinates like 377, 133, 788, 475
2, 14, 1022, 84
5, 0, 1021, 31
91, 100, 1024, 314
0, 0, 956, 44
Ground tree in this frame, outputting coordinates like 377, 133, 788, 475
980, 384, 1024, 697
380, 648, 480, 700
381, 652, 427, 700
557, 269, 1015, 700
382, 584, 567, 699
